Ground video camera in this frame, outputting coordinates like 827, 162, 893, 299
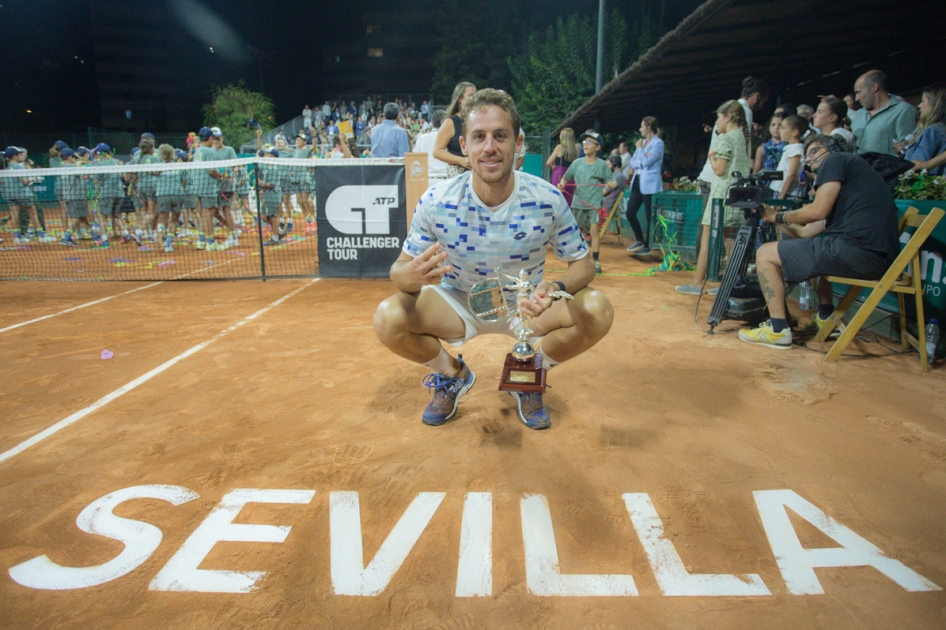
727, 170, 782, 215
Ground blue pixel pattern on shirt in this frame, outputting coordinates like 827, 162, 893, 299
403, 171, 588, 299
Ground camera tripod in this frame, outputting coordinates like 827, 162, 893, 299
707, 198, 802, 332
707, 212, 768, 332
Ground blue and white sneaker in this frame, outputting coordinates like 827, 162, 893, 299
508, 391, 551, 430
421, 356, 476, 426
60, 236, 77, 247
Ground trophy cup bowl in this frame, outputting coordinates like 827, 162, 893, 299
468, 269, 548, 393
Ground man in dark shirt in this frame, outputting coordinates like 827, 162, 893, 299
738, 134, 900, 349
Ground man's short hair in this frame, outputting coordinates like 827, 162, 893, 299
796, 104, 814, 118
459, 89, 521, 139
803, 133, 852, 156
431, 109, 446, 129
863, 69, 888, 92
383, 103, 400, 120
606, 155, 622, 170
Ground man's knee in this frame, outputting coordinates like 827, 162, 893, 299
574, 288, 614, 334
373, 293, 412, 342
756, 241, 781, 266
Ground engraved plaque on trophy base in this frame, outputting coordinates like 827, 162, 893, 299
498, 353, 547, 393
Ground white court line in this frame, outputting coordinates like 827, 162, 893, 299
0, 242, 269, 335
0, 278, 318, 465
0, 282, 165, 334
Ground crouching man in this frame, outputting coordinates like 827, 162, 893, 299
373, 89, 613, 429
738, 134, 900, 349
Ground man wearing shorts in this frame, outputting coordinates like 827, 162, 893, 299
373, 89, 613, 430
558, 131, 610, 274
738, 134, 900, 349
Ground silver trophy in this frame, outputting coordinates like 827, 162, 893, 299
468, 268, 572, 391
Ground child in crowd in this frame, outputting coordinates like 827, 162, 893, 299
770, 115, 808, 200
127, 133, 162, 244
754, 117, 784, 173
176, 149, 197, 237
91, 144, 128, 247
676, 100, 752, 295
257, 147, 284, 245
2, 147, 49, 244
558, 131, 611, 274
155, 143, 186, 253
58, 149, 93, 246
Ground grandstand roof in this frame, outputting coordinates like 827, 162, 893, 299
555, 0, 946, 136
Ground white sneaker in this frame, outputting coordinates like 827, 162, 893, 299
38, 234, 57, 243
195, 241, 206, 250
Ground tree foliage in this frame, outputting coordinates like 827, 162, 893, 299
429, 0, 548, 102
507, 10, 632, 135
202, 81, 276, 149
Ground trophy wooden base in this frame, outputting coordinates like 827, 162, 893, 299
497, 353, 547, 393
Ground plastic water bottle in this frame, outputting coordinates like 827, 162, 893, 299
799, 281, 811, 311
926, 318, 940, 365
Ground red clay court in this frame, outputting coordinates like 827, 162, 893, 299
1, 248, 945, 628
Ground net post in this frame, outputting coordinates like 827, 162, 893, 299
254, 167, 266, 281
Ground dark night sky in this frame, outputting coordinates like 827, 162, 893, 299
0, 0, 701, 135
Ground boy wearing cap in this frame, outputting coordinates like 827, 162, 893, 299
127, 133, 162, 244
558, 131, 610, 273
154, 144, 186, 253
257, 147, 284, 245
91, 144, 128, 247
191, 127, 219, 250
290, 128, 317, 227
209, 126, 239, 248
3, 147, 48, 244
58, 149, 92, 246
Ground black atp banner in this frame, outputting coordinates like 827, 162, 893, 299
315, 164, 407, 278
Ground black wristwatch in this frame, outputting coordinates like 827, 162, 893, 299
551, 280, 566, 300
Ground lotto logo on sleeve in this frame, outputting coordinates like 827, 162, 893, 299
325, 185, 399, 235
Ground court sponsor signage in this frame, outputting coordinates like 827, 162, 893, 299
316, 165, 407, 278
7, 486, 941, 597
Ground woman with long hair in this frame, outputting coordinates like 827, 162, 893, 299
677, 100, 751, 295
901, 84, 946, 175
545, 127, 578, 205
625, 116, 664, 257
433, 81, 476, 177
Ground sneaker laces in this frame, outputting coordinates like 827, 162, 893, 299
422, 372, 463, 399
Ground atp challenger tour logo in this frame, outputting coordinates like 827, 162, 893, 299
8, 486, 940, 596
324, 185, 400, 260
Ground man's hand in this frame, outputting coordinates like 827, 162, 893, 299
396, 243, 453, 290
519, 281, 558, 319
256, 128, 262, 138
761, 204, 779, 224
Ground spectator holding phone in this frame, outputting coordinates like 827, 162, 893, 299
850, 69, 916, 155
899, 84, 946, 175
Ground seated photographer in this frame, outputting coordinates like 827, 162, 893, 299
737, 134, 900, 349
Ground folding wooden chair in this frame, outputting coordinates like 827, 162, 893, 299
816, 206, 944, 371
599, 191, 625, 244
